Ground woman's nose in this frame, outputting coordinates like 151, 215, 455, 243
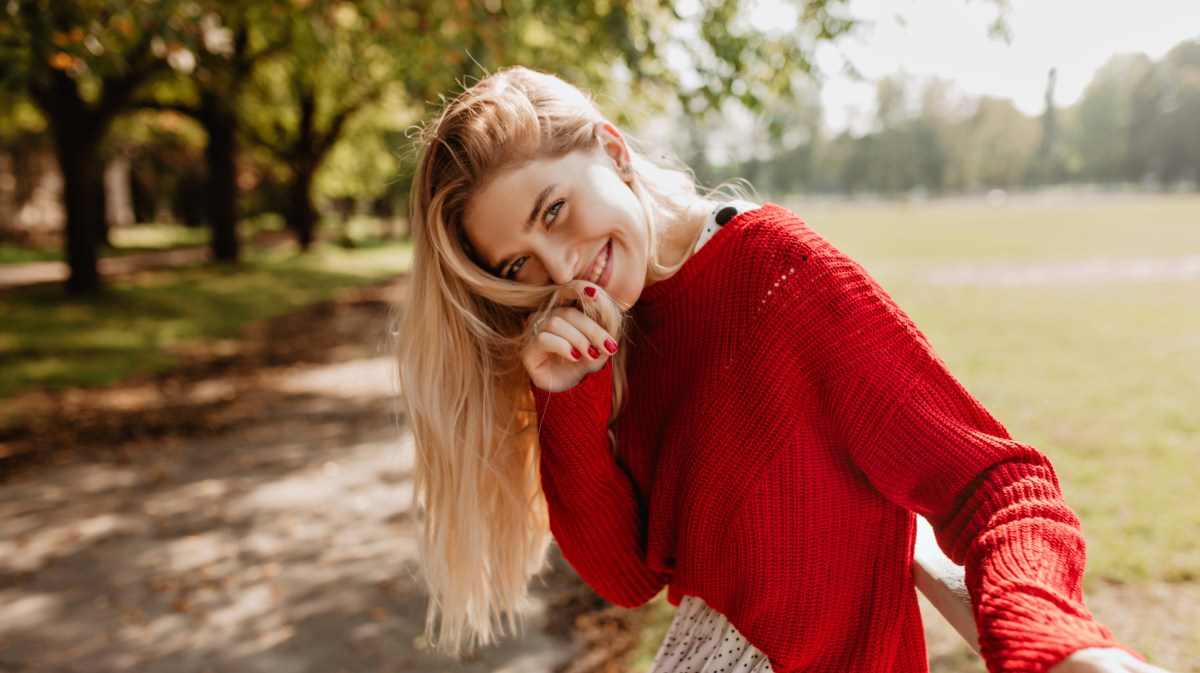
538, 242, 579, 285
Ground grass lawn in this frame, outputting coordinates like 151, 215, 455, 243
0, 239, 411, 400
0, 223, 211, 265
627, 193, 1200, 672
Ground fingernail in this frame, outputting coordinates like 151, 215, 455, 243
604, 339, 618, 354
570, 347, 582, 360
584, 286, 597, 298
587, 346, 601, 359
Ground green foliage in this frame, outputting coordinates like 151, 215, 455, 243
703, 38, 1200, 196
1069, 54, 1152, 182
0, 0, 197, 101
1128, 40, 1200, 186
0, 91, 46, 143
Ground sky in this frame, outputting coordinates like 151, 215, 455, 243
768, 0, 1200, 133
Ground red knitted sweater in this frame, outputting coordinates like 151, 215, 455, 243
532, 204, 1128, 672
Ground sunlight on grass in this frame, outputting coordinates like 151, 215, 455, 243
109, 223, 210, 250
0, 239, 412, 400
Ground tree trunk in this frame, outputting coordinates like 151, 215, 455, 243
56, 140, 103, 294
204, 105, 240, 262
37, 68, 115, 293
288, 164, 317, 251
93, 166, 110, 247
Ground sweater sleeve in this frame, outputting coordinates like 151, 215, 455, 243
532, 362, 670, 607
766, 238, 1133, 672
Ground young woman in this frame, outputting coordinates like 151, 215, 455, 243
397, 66, 1171, 673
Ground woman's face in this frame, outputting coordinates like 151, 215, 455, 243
461, 129, 650, 308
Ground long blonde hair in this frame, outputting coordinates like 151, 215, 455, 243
397, 66, 703, 653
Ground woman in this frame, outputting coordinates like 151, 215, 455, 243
397, 66, 1169, 673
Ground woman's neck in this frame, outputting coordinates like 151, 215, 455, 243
655, 199, 714, 273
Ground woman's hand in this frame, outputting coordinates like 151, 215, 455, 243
1050, 648, 1173, 673
522, 302, 618, 392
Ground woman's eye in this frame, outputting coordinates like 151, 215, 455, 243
505, 256, 528, 280
543, 199, 565, 226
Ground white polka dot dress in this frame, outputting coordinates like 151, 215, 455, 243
647, 595, 774, 673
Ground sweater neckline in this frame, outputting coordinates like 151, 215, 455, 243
636, 202, 779, 310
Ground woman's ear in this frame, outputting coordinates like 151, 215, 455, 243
595, 121, 634, 182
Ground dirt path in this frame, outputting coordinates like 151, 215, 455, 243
0, 279, 637, 673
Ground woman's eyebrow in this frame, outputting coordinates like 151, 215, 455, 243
494, 183, 558, 276
527, 184, 557, 229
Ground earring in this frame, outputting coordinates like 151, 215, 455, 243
622, 163, 632, 175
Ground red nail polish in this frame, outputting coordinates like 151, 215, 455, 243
588, 346, 601, 359
584, 286, 597, 298
570, 347, 582, 360
604, 339, 618, 354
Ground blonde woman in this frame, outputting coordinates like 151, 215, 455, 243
397, 66, 1170, 673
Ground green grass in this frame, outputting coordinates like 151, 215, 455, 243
105, 222, 211, 251
0, 244, 66, 264
0, 239, 411, 399
0, 223, 211, 264
791, 194, 1200, 585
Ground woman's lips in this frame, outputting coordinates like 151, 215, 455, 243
597, 240, 613, 288
586, 240, 612, 286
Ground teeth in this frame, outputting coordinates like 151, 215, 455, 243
588, 243, 609, 283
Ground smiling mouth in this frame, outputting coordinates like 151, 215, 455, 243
586, 240, 611, 285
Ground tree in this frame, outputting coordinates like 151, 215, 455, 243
1028, 68, 1066, 185
1128, 40, 1200, 188
947, 96, 1039, 190
0, 0, 192, 293
131, 2, 293, 262
1068, 53, 1152, 183
236, 0, 872, 249
239, 1, 418, 250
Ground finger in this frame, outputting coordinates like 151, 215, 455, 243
531, 329, 583, 363
553, 307, 619, 356
541, 313, 609, 361
539, 316, 605, 361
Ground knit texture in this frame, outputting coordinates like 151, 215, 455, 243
532, 204, 1131, 673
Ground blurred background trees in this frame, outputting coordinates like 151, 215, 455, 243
0, 0, 862, 293
1, 0, 1198, 294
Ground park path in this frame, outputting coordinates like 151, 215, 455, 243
0, 278, 630, 673
0, 247, 211, 289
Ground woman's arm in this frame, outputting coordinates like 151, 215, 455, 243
533, 362, 671, 607
914, 488, 1171, 673
762, 227, 1147, 672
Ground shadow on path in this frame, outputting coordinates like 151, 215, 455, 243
0, 278, 628, 673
